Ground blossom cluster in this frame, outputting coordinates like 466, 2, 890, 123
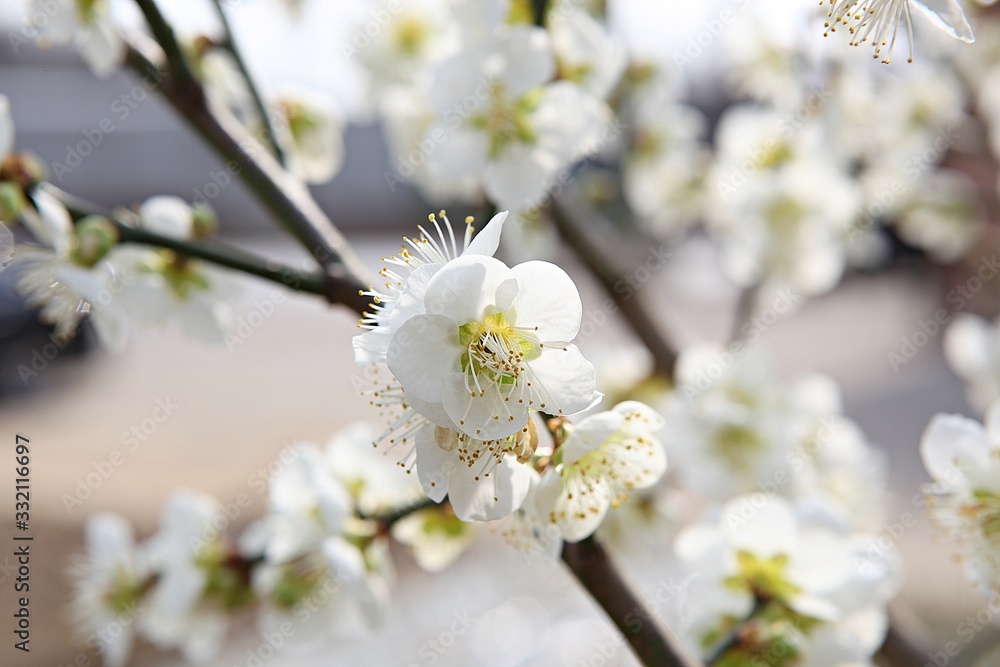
69, 427, 404, 666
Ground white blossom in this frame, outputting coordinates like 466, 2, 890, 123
536, 401, 667, 542
921, 400, 1000, 598
68, 514, 148, 667
27, 0, 126, 77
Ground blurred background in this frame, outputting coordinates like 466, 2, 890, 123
1, 0, 999, 666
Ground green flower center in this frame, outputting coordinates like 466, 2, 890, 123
103, 566, 144, 617
711, 424, 764, 472
469, 86, 539, 159
725, 551, 800, 603
271, 557, 325, 610
458, 311, 539, 388
77, 0, 102, 24
139, 250, 211, 300
393, 15, 430, 57
969, 490, 1000, 537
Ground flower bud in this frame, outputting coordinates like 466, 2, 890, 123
71, 215, 118, 267
191, 203, 218, 239
0, 181, 26, 221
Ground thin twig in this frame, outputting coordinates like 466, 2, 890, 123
704, 595, 767, 665
208, 0, 286, 165
127, 4, 368, 292
549, 196, 678, 379
729, 283, 759, 344
39, 184, 356, 307
561, 537, 702, 667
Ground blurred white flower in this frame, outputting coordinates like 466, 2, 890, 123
707, 105, 861, 299
622, 102, 707, 238
109, 196, 240, 344
273, 90, 345, 184
422, 22, 610, 210
69, 514, 148, 667
548, 1, 627, 100
27, 0, 125, 77
391, 505, 478, 571
675, 494, 897, 663
890, 169, 983, 263
140, 491, 236, 665
662, 344, 842, 500
536, 401, 667, 542
823, 0, 974, 63
13, 193, 129, 351
921, 400, 1000, 598
945, 314, 1000, 414
247, 445, 389, 650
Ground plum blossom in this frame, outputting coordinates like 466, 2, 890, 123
139, 491, 241, 664
27, 0, 126, 77
675, 495, 899, 664
109, 196, 240, 344
944, 314, 1000, 414
355, 210, 598, 522
68, 514, 148, 667
823, 0, 975, 63
536, 401, 667, 542
245, 445, 389, 651
921, 400, 1000, 598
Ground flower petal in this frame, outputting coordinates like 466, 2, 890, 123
510, 261, 582, 341
387, 314, 462, 404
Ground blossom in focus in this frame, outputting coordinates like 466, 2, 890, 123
68, 514, 148, 667
536, 401, 668, 542
27, 0, 126, 77
921, 400, 1000, 599
823, 0, 974, 63
387, 253, 597, 440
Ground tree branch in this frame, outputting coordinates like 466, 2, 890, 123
561, 537, 701, 667
208, 0, 286, 165
40, 184, 367, 311
127, 3, 369, 300
549, 197, 677, 379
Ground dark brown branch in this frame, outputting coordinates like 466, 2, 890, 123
561, 537, 702, 667
549, 197, 677, 379
875, 607, 931, 667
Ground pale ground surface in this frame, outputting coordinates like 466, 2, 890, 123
0, 233, 994, 667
